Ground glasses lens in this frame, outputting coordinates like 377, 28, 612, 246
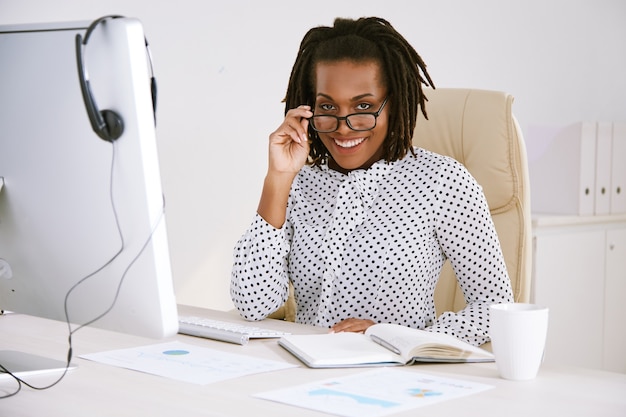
311, 116, 338, 133
347, 114, 376, 131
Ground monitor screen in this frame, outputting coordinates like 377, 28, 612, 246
0, 18, 178, 342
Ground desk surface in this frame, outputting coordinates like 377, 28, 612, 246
1, 305, 625, 417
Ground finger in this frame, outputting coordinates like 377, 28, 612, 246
288, 104, 311, 113
285, 106, 312, 121
285, 106, 312, 143
330, 318, 374, 333
274, 122, 306, 145
270, 121, 300, 142
331, 324, 365, 333
300, 117, 310, 143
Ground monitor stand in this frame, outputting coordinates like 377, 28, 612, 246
0, 350, 75, 381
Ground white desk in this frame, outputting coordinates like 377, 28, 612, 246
1, 305, 625, 417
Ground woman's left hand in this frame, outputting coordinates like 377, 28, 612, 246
330, 318, 376, 333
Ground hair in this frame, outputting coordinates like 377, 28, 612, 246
284, 16, 434, 166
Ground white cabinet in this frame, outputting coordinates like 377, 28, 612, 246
532, 214, 626, 373
604, 228, 626, 372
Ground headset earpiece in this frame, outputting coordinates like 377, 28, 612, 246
101, 109, 125, 141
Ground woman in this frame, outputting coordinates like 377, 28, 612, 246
230, 17, 513, 346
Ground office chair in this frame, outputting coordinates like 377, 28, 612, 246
270, 88, 532, 321
413, 88, 532, 314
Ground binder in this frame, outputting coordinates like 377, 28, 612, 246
595, 122, 613, 215
529, 122, 596, 215
611, 122, 626, 214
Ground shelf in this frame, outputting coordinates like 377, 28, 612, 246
532, 213, 626, 228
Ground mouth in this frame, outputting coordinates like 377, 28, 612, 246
333, 137, 366, 148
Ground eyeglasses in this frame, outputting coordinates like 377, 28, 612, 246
309, 98, 388, 133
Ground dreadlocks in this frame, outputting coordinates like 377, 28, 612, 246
284, 17, 434, 166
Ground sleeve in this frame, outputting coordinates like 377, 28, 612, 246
427, 158, 514, 346
230, 213, 292, 321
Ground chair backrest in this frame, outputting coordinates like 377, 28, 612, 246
412, 88, 532, 314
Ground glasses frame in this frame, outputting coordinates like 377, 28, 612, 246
309, 97, 388, 133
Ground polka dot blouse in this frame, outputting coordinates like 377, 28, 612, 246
231, 147, 513, 346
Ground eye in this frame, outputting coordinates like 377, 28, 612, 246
355, 102, 373, 111
318, 103, 336, 112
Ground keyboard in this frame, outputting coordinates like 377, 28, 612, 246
177, 316, 291, 345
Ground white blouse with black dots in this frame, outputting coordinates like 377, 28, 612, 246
231, 147, 513, 346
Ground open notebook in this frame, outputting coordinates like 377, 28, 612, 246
279, 323, 493, 368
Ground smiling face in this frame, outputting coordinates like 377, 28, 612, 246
313, 60, 389, 173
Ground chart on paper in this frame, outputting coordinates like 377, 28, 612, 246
255, 368, 494, 417
80, 341, 296, 385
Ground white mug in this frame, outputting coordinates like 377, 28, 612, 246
489, 303, 549, 381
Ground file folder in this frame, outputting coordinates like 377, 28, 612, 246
612, 122, 626, 214
595, 122, 613, 215
529, 122, 596, 215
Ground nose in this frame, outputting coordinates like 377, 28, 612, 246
335, 116, 353, 133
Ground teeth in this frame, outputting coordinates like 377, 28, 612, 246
334, 137, 365, 148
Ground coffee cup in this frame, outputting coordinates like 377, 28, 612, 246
489, 303, 549, 381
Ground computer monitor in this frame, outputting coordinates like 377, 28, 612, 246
0, 16, 179, 354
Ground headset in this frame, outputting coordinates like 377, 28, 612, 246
75, 15, 157, 142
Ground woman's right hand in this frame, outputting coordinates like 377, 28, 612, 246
267, 105, 312, 175
257, 105, 313, 228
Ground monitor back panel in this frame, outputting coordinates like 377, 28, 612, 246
0, 18, 178, 338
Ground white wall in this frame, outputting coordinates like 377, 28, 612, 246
2, 0, 625, 310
